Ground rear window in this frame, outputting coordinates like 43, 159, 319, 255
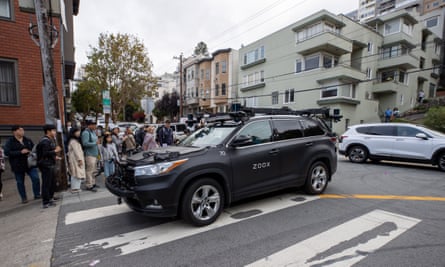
356, 126, 370, 134
301, 119, 325, 136
272, 119, 303, 141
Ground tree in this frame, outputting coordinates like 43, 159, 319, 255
71, 79, 102, 117
424, 106, 445, 133
75, 33, 157, 121
153, 92, 180, 121
193, 41, 209, 56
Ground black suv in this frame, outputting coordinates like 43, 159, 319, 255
106, 113, 337, 226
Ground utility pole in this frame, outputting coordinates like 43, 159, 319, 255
33, 0, 67, 190
179, 53, 183, 118
174, 53, 184, 119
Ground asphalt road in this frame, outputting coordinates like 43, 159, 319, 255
52, 158, 445, 267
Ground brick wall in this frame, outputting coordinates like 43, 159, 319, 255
0, 0, 64, 127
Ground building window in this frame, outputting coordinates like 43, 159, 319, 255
205, 69, 210, 80
221, 61, 227, 73
429, 83, 436, 98
321, 87, 338, 98
201, 69, 204, 80
305, 55, 319, 71
381, 45, 408, 59
242, 70, 264, 88
367, 42, 373, 54
271, 91, 279, 105
366, 67, 372, 79
419, 57, 425, 69
0, 0, 11, 19
245, 96, 257, 107
215, 84, 219, 96
243, 45, 265, 65
221, 83, 226, 95
399, 71, 407, 84
0, 60, 18, 105
215, 62, 219, 75
426, 16, 438, 28
400, 94, 404, 105
296, 59, 302, 73
284, 89, 295, 104
384, 19, 400, 35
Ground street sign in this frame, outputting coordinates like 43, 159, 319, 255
103, 89, 111, 114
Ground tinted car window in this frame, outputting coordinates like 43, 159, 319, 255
301, 119, 325, 136
368, 126, 396, 136
272, 119, 303, 140
356, 126, 370, 134
237, 120, 272, 145
397, 126, 425, 137
174, 124, 186, 132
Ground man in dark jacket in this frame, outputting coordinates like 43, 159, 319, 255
4, 125, 41, 203
157, 120, 174, 146
37, 124, 62, 208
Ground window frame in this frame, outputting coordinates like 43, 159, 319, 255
283, 89, 295, 104
0, 0, 12, 20
0, 58, 19, 106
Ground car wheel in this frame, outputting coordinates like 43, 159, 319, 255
437, 152, 445, 172
348, 145, 368, 163
304, 161, 329, 195
181, 179, 224, 226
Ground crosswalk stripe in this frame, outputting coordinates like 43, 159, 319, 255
65, 204, 132, 225
245, 209, 421, 267
71, 194, 319, 256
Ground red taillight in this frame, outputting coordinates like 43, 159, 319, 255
339, 135, 347, 143
330, 137, 337, 143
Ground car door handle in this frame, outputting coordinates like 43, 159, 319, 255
305, 142, 313, 146
269, 149, 279, 155
396, 138, 404, 141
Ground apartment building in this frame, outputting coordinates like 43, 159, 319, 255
181, 49, 239, 115
0, 0, 79, 142
238, 9, 441, 134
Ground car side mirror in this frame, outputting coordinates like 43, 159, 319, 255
230, 135, 252, 147
415, 133, 428, 140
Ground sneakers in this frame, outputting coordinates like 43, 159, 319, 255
52, 196, 60, 202
34, 195, 41, 200
0, 192, 3, 201
86, 187, 97, 192
42, 201, 57, 209
21, 198, 28, 204
70, 189, 81, 194
93, 184, 100, 188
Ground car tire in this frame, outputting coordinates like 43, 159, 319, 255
437, 152, 445, 172
181, 178, 224, 226
348, 145, 368, 163
304, 161, 329, 195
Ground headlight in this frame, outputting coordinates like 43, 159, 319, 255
134, 159, 188, 176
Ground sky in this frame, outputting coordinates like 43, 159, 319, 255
73, 0, 359, 76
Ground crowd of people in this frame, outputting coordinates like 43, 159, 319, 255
0, 119, 177, 207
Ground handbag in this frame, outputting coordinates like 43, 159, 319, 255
27, 144, 38, 168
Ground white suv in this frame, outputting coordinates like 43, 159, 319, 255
339, 123, 445, 171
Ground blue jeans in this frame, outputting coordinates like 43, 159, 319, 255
14, 167, 41, 201
103, 160, 115, 178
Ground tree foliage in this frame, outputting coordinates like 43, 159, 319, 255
153, 92, 179, 121
74, 33, 157, 121
424, 106, 445, 133
71, 79, 101, 116
193, 41, 209, 56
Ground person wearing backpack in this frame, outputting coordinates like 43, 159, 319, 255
81, 121, 99, 192
156, 120, 174, 147
37, 124, 62, 208
4, 125, 41, 203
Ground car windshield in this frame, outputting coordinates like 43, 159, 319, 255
180, 126, 235, 147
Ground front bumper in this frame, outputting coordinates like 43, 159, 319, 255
105, 175, 177, 217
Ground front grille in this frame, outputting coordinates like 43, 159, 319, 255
114, 164, 137, 187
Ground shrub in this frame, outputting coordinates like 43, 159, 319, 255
424, 106, 445, 133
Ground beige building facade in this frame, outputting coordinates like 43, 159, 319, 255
238, 9, 441, 134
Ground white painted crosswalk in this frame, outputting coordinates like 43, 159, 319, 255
61, 193, 422, 266
246, 209, 421, 266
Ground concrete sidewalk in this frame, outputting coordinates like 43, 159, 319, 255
0, 172, 107, 267
0, 174, 59, 267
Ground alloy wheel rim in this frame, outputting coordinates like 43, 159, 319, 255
191, 185, 220, 221
351, 148, 365, 162
311, 165, 327, 191
439, 155, 445, 169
